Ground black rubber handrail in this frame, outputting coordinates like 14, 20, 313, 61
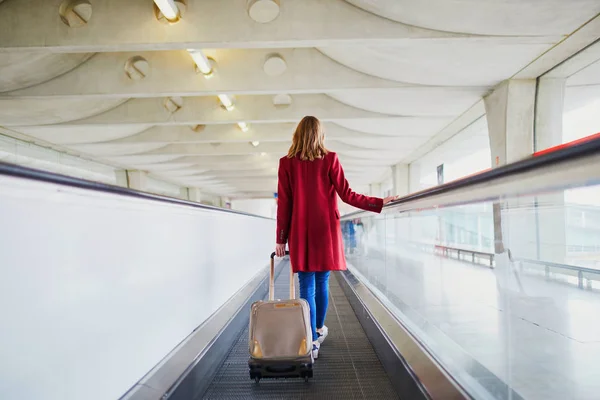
345, 135, 600, 218
0, 161, 273, 220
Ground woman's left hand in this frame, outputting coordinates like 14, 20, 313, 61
275, 243, 286, 257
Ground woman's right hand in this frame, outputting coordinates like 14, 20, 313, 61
275, 243, 287, 257
383, 195, 399, 205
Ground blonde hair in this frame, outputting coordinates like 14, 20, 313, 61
287, 116, 328, 161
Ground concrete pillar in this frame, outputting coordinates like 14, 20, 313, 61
188, 188, 202, 202
126, 170, 148, 191
484, 79, 536, 167
179, 187, 190, 200
484, 79, 565, 265
535, 78, 567, 264
391, 163, 409, 197
535, 78, 566, 152
114, 169, 147, 191
408, 163, 421, 193
485, 80, 537, 261
115, 170, 128, 187
391, 163, 410, 247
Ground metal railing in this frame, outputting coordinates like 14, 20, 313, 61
421, 242, 600, 290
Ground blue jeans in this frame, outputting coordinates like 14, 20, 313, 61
298, 271, 331, 341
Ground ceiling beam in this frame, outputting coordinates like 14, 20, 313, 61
56, 123, 390, 145
70, 140, 407, 160
0, 0, 473, 53
153, 166, 383, 180
543, 38, 600, 79
58, 123, 429, 151
47, 95, 409, 128
13, 120, 441, 145
514, 14, 600, 79
106, 153, 401, 169
4, 48, 417, 99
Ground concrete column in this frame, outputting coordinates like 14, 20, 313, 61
179, 187, 190, 200
391, 163, 409, 197
188, 188, 202, 203
126, 170, 148, 191
535, 78, 567, 264
114, 169, 148, 191
115, 170, 128, 187
484, 79, 565, 265
391, 163, 411, 247
535, 78, 566, 152
484, 79, 536, 167
408, 163, 421, 193
218, 197, 231, 208
485, 80, 537, 262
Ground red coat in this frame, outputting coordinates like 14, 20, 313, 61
276, 152, 383, 273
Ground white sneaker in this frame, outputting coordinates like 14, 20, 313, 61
312, 341, 320, 359
317, 325, 328, 344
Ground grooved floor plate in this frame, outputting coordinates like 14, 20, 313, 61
201, 262, 400, 399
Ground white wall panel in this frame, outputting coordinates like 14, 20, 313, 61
0, 176, 274, 400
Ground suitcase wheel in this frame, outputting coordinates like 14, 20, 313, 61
249, 372, 261, 383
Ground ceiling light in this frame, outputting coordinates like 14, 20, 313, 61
218, 94, 235, 111
237, 122, 249, 132
251, 141, 260, 147
260, 152, 267, 156
187, 49, 213, 76
154, 0, 179, 21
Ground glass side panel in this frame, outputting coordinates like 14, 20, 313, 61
344, 183, 600, 400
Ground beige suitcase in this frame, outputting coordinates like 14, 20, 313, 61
248, 251, 313, 382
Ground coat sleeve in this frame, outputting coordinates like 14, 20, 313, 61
329, 152, 383, 213
276, 158, 293, 244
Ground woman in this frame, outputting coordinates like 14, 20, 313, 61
275, 116, 397, 359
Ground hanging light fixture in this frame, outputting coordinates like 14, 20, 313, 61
154, 0, 179, 21
251, 141, 260, 147
188, 49, 213, 76
218, 94, 235, 111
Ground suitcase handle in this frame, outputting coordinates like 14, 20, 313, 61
269, 251, 294, 301
270, 251, 290, 259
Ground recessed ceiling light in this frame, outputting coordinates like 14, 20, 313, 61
187, 49, 213, 76
238, 122, 249, 132
218, 94, 235, 111
154, 0, 179, 21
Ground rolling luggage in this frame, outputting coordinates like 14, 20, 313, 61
248, 251, 313, 383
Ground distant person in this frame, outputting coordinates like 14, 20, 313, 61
342, 220, 356, 254
274, 116, 397, 359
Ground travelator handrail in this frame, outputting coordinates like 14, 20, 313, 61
344, 135, 600, 218
0, 161, 272, 220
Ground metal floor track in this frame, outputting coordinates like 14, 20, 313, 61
201, 262, 400, 399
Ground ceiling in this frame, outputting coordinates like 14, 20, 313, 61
0, 0, 599, 198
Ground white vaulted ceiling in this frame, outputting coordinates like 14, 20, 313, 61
0, 0, 599, 198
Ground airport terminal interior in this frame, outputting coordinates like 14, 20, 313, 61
1, 1, 600, 399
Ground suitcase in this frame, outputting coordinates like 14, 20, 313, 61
248, 251, 314, 383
